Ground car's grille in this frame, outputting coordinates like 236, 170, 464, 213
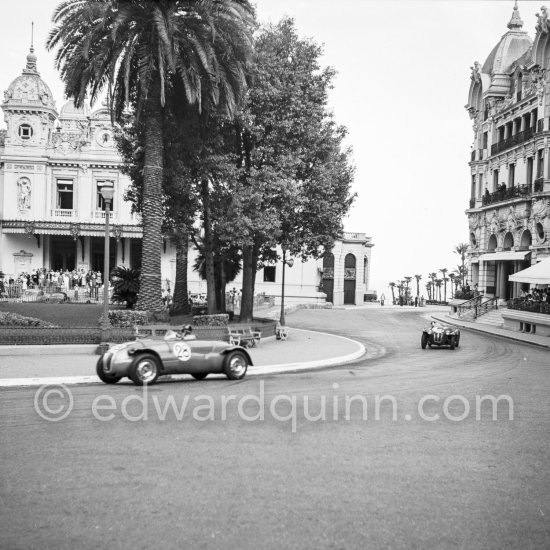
433, 333, 442, 343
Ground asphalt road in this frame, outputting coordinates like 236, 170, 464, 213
1, 307, 549, 549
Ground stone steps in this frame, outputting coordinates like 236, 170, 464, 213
476, 309, 504, 328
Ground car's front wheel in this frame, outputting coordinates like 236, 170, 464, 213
129, 353, 160, 386
449, 336, 456, 350
224, 351, 248, 380
96, 356, 122, 384
421, 333, 428, 349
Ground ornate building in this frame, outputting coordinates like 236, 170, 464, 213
0, 47, 142, 276
465, 2, 550, 301
0, 47, 374, 306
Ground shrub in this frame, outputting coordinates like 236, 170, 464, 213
0, 312, 59, 328
111, 266, 140, 309
108, 310, 149, 328
192, 314, 229, 327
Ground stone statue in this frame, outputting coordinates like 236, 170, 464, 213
18, 178, 31, 210
536, 6, 550, 33
470, 61, 481, 83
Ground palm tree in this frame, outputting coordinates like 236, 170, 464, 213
47, 0, 255, 314
435, 279, 443, 302
389, 282, 396, 304
426, 281, 432, 301
414, 274, 422, 299
454, 243, 469, 289
404, 276, 412, 302
448, 273, 456, 298
440, 268, 448, 302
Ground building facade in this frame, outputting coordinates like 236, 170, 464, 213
1, 47, 373, 306
465, 3, 550, 301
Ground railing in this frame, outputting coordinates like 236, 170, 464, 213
456, 294, 483, 318
507, 298, 550, 315
534, 177, 545, 192
471, 150, 476, 162
476, 297, 498, 319
538, 119, 545, 133
51, 209, 75, 218
491, 127, 534, 155
481, 184, 532, 206
469, 197, 476, 209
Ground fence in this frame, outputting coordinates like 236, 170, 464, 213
0, 286, 110, 304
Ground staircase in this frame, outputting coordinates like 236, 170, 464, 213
475, 308, 504, 328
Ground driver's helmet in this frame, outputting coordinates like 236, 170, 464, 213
181, 324, 193, 336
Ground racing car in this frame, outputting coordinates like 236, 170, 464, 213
96, 325, 252, 385
421, 321, 460, 350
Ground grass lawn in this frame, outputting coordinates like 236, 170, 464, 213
0, 302, 195, 328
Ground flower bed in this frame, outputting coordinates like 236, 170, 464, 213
0, 311, 59, 328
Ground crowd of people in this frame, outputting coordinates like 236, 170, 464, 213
0, 268, 107, 300
518, 287, 550, 304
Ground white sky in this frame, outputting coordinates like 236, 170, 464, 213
0, 1, 535, 293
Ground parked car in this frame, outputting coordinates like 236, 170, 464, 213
421, 321, 460, 350
96, 325, 252, 385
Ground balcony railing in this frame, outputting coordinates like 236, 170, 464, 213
534, 177, 545, 192
490, 127, 534, 156
470, 150, 475, 162
538, 119, 545, 133
481, 184, 532, 206
51, 209, 75, 218
469, 198, 476, 209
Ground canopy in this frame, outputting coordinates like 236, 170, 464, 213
479, 251, 530, 262
509, 257, 550, 284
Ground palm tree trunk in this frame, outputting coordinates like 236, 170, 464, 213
172, 227, 190, 314
136, 79, 164, 314
200, 178, 217, 314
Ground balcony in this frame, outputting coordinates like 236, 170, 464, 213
534, 177, 545, 192
51, 209, 75, 218
490, 127, 534, 156
481, 184, 532, 206
469, 198, 476, 209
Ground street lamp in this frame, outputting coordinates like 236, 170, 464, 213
280, 249, 294, 327
100, 181, 115, 332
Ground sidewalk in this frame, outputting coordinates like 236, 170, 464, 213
0, 328, 367, 387
431, 312, 550, 350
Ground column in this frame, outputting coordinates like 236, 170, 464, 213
499, 262, 507, 300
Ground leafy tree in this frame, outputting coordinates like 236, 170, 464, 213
48, 0, 255, 313
235, 18, 355, 321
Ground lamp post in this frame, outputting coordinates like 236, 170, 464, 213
280, 249, 294, 327
100, 182, 115, 332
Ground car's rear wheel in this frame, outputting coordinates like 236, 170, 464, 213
96, 356, 122, 384
130, 353, 160, 386
191, 373, 208, 380
224, 351, 248, 380
421, 333, 428, 349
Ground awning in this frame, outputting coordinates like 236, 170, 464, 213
479, 251, 530, 262
509, 257, 550, 284
470, 258, 479, 264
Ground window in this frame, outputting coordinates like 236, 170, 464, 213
527, 157, 534, 185
478, 174, 483, 198
97, 180, 115, 211
56, 179, 73, 210
517, 73, 523, 102
263, 266, 276, 282
508, 164, 515, 187
18, 123, 33, 140
493, 169, 499, 191
483, 132, 488, 149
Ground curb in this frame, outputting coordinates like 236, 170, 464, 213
0, 344, 99, 356
431, 314, 550, 350
0, 330, 369, 388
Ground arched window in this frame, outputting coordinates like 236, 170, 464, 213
520, 229, 532, 249
503, 232, 514, 251
488, 234, 497, 252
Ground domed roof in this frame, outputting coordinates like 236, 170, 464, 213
2, 47, 57, 114
481, 3, 532, 76
59, 99, 91, 119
